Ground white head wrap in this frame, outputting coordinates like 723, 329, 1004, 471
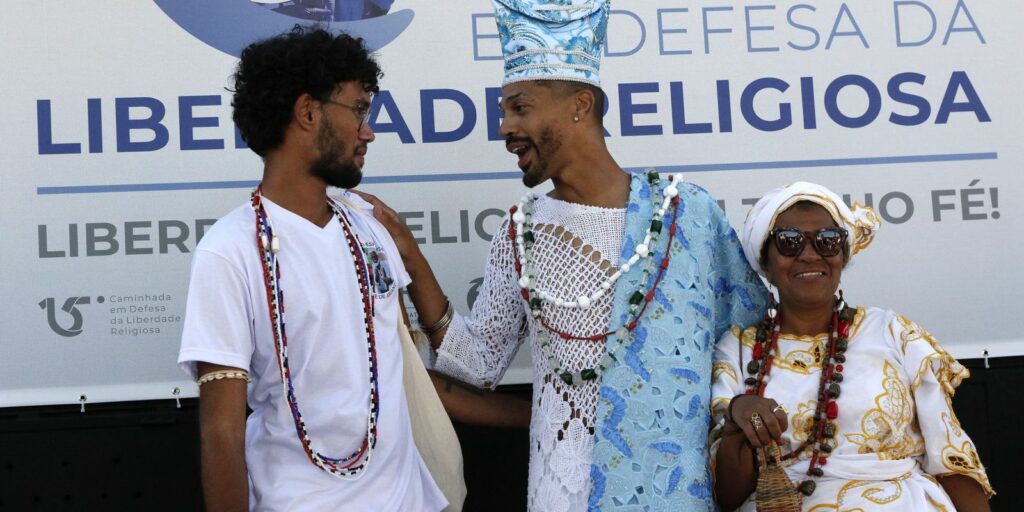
741, 181, 881, 278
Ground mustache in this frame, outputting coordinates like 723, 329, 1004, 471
505, 136, 534, 147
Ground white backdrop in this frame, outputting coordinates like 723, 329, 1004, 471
1, 0, 1021, 407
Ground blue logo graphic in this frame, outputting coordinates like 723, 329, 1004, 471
154, 0, 414, 56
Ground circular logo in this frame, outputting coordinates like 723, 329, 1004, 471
251, 0, 394, 22
154, 0, 415, 56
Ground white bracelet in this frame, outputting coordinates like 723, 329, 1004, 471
197, 370, 251, 387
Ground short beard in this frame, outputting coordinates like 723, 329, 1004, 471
521, 127, 560, 188
311, 116, 363, 189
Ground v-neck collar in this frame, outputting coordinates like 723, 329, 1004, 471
260, 196, 340, 237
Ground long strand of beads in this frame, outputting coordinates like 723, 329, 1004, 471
744, 293, 852, 498
513, 171, 683, 309
510, 171, 683, 386
252, 188, 380, 479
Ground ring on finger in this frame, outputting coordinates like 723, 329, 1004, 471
750, 412, 764, 430
772, 404, 788, 414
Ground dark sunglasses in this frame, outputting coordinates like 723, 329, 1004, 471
769, 227, 848, 258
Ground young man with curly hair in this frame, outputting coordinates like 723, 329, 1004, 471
176, 27, 448, 511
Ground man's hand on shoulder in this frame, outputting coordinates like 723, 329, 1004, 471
350, 189, 422, 261
350, 189, 450, 347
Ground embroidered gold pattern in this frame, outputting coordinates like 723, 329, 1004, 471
925, 493, 950, 512
739, 325, 756, 349
773, 308, 868, 374
737, 308, 867, 374
786, 399, 820, 453
844, 361, 922, 460
895, 315, 970, 395
710, 397, 730, 420
772, 335, 826, 374
939, 411, 994, 493
713, 360, 736, 383
807, 472, 911, 511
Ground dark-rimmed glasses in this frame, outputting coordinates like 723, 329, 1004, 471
323, 99, 372, 130
769, 227, 848, 258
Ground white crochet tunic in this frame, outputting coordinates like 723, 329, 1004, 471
435, 196, 626, 512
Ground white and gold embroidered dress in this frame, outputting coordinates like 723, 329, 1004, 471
711, 306, 992, 511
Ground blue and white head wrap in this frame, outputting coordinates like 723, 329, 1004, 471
492, 0, 610, 87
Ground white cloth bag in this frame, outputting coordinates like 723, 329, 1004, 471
399, 321, 467, 511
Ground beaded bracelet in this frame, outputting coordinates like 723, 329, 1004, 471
421, 299, 454, 336
197, 370, 251, 387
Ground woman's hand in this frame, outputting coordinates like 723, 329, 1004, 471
715, 394, 786, 510
727, 394, 789, 448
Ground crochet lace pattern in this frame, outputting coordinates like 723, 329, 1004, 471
436, 196, 625, 512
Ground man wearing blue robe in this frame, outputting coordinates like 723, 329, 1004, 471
363, 1, 767, 510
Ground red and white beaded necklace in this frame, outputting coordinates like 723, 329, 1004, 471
508, 171, 682, 386
252, 187, 381, 478
745, 292, 853, 498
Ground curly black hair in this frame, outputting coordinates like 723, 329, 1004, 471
231, 25, 383, 157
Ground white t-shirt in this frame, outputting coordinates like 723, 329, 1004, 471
178, 193, 446, 512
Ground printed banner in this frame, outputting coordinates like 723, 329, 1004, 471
1, 0, 1020, 406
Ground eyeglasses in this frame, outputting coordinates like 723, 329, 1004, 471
769, 227, 848, 258
323, 99, 372, 130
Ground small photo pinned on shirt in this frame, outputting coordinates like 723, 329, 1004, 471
361, 241, 395, 299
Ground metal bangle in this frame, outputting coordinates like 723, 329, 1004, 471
431, 315, 453, 336
421, 299, 454, 336
432, 306, 455, 335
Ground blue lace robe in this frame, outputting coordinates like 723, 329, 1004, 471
589, 173, 767, 511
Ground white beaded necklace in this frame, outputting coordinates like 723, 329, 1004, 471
509, 171, 685, 386
513, 173, 683, 310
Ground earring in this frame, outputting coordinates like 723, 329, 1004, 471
835, 288, 845, 312
573, 115, 579, 122
767, 284, 778, 320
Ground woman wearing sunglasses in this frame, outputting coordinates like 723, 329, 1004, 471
709, 182, 992, 511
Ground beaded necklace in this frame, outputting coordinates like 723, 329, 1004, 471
509, 171, 682, 386
252, 187, 380, 479
745, 292, 854, 497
